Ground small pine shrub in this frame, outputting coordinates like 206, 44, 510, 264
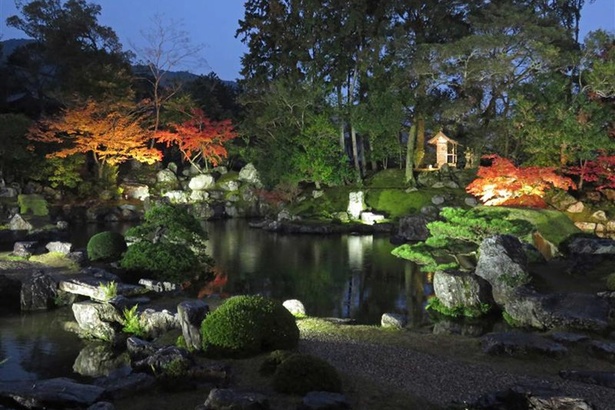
120, 241, 199, 282
200, 295, 299, 358
87, 231, 127, 261
272, 353, 342, 395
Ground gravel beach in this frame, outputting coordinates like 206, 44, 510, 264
298, 328, 615, 409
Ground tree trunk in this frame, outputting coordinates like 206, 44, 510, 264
414, 116, 425, 168
405, 124, 416, 186
350, 124, 361, 182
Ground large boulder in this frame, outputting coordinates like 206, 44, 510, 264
45, 241, 73, 255
13, 241, 40, 257
189, 174, 216, 191
505, 289, 613, 331
433, 270, 493, 313
396, 215, 429, 242
238, 163, 262, 187
177, 300, 210, 351
566, 237, 615, 255
475, 235, 531, 307
20, 270, 58, 311
140, 308, 180, 339
347, 191, 365, 220
120, 183, 150, 201
8, 213, 33, 231
72, 301, 122, 342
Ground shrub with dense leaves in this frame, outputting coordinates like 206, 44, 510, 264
87, 231, 127, 261
271, 353, 342, 395
200, 295, 299, 357
392, 207, 533, 272
120, 241, 199, 282
121, 204, 211, 282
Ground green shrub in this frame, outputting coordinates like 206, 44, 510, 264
200, 295, 299, 358
606, 273, 615, 291
87, 231, 127, 261
121, 204, 212, 282
17, 194, 48, 216
392, 207, 534, 272
272, 353, 342, 395
121, 241, 199, 282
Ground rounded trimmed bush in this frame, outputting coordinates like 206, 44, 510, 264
87, 231, 127, 261
272, 353, 342, 395
200, 295, 299, 357
120, 241, 199, 282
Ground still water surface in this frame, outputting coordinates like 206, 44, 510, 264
0, 219, 433, 382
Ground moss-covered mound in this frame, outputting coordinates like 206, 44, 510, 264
271, 352, 342, 395
200, 295, 299, 358
87, 231, 127, 261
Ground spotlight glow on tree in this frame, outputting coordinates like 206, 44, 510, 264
155, 108, 236, 171
466, 155, 576, 207
28, 100, 162, 180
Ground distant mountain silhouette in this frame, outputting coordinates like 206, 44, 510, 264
0, 38, 34, 62
1, 39, 237, 86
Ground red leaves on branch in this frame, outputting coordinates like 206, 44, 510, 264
565, 154, 615, 191
155, 109, 237, 169
466, 155, 576, 207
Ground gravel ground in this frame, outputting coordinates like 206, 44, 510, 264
298, 333, 615, 409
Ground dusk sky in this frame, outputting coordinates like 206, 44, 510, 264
1, 0, 614, 81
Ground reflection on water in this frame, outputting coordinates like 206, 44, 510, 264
0, 309, 84, 382
205, 219, 433, 325
0, 218, 435, 385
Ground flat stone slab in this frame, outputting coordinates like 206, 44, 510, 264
481, 332, 568, 358
0, 377, 105, 408
59, 274, 145, 301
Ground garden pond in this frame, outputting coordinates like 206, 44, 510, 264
0, 218, 434, 383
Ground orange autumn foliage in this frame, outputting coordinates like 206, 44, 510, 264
155, 109, 237, 170
28, 100, 161, 178
466, 155, 576, 207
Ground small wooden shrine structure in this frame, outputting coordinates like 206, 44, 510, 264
427, 131, 460, 168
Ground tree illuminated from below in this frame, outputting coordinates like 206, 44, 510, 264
466, 155, 576, 207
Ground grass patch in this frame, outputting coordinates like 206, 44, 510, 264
29, 252, 79, 271
365, 168, 408, 189
495, 206, 581, 247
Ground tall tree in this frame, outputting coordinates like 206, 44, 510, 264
131, 14, 207, 143
7, 0, 132, 106
28, 100, 161, 180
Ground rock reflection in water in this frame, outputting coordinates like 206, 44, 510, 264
73, 342, 130, 377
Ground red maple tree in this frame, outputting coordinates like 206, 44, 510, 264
466, 155, 576, 207
565, 153, 615, 191
155, 109, 237, 171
